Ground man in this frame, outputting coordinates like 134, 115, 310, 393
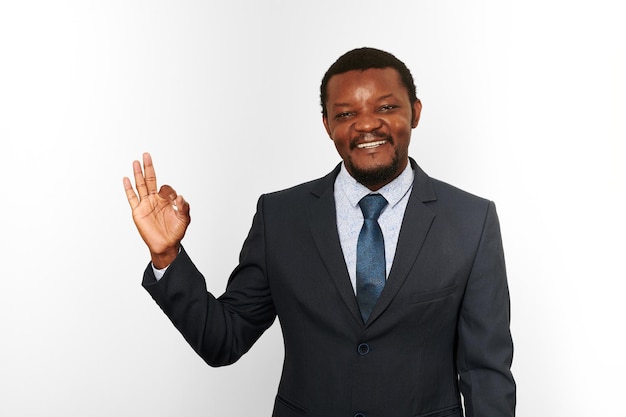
124, 47, 515, 417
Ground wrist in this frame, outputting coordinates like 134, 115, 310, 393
150, 245, 180, 269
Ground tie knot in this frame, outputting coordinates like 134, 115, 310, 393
359, 194, 388, 220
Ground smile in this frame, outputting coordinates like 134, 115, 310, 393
356, 140, 387, 149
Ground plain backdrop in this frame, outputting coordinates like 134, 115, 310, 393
1, 1, 624, 416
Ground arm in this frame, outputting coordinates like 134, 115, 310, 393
142, 197, 276, 366
124, 154, 275, 366
457, 202, 516, 416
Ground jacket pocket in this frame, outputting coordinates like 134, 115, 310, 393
275, 393, 308, 416
409, 285, 457, 304
414, 405, 461, 417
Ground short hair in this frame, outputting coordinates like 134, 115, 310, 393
320, 47, 418, 118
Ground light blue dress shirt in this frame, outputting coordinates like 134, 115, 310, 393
334, 162, 414, 293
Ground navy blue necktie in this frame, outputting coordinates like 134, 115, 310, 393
356, 194, 388, 323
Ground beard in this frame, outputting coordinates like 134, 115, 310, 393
346, 147, 402, 189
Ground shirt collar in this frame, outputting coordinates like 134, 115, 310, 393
336, 161, 414, 209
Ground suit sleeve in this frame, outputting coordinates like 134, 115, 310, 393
457, 201, 516, 416
141, 195, 276, 367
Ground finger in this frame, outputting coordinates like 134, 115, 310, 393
132, 159, 149, 199
174, 195, 191, 218
143, 152, 158, 195
123, 177, 140, 209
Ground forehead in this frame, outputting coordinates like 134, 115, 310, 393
326, 67, 408, 102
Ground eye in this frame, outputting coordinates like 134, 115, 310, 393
378, 104, 398, 112
334, 111, 355, 120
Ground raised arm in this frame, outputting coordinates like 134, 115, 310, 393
123, 152, 191, 268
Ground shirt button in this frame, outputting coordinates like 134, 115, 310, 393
357, 343, 370, 355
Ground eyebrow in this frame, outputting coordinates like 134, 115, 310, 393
332, 93, 396, 108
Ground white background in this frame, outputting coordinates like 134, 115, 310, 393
1, 1, 624, 416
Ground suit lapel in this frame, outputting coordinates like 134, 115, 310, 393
366, 160, 438, 326
307, 165, 364, 325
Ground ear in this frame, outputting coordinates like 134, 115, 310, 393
322, 115, 333, 139
411, 99, 422, 128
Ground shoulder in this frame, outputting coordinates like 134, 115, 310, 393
411, 159, 492, 211
247, 165, 340, 228
431, 177, 491, 207
410, 161, 496, 231
261, 164, 340, 204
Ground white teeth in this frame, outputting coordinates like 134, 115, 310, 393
357, 140, 386, 149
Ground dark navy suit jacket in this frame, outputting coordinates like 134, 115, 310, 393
143, 159, 516, 417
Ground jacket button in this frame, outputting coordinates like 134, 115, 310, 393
354, 413, 366, 417
357, 343, 370, 355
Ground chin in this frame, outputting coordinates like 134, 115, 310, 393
348, 158, 401, 189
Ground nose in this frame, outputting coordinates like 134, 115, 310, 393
354, 113, 382, 132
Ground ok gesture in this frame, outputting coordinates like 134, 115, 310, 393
123, 153, 190, 268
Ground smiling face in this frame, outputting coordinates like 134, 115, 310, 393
323, 67, 422, 190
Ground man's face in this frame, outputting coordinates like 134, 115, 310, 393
323, 67, 422, 190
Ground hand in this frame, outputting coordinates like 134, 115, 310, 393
123, 153, 191, 268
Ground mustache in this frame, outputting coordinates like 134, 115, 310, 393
350, 132, 393, 150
